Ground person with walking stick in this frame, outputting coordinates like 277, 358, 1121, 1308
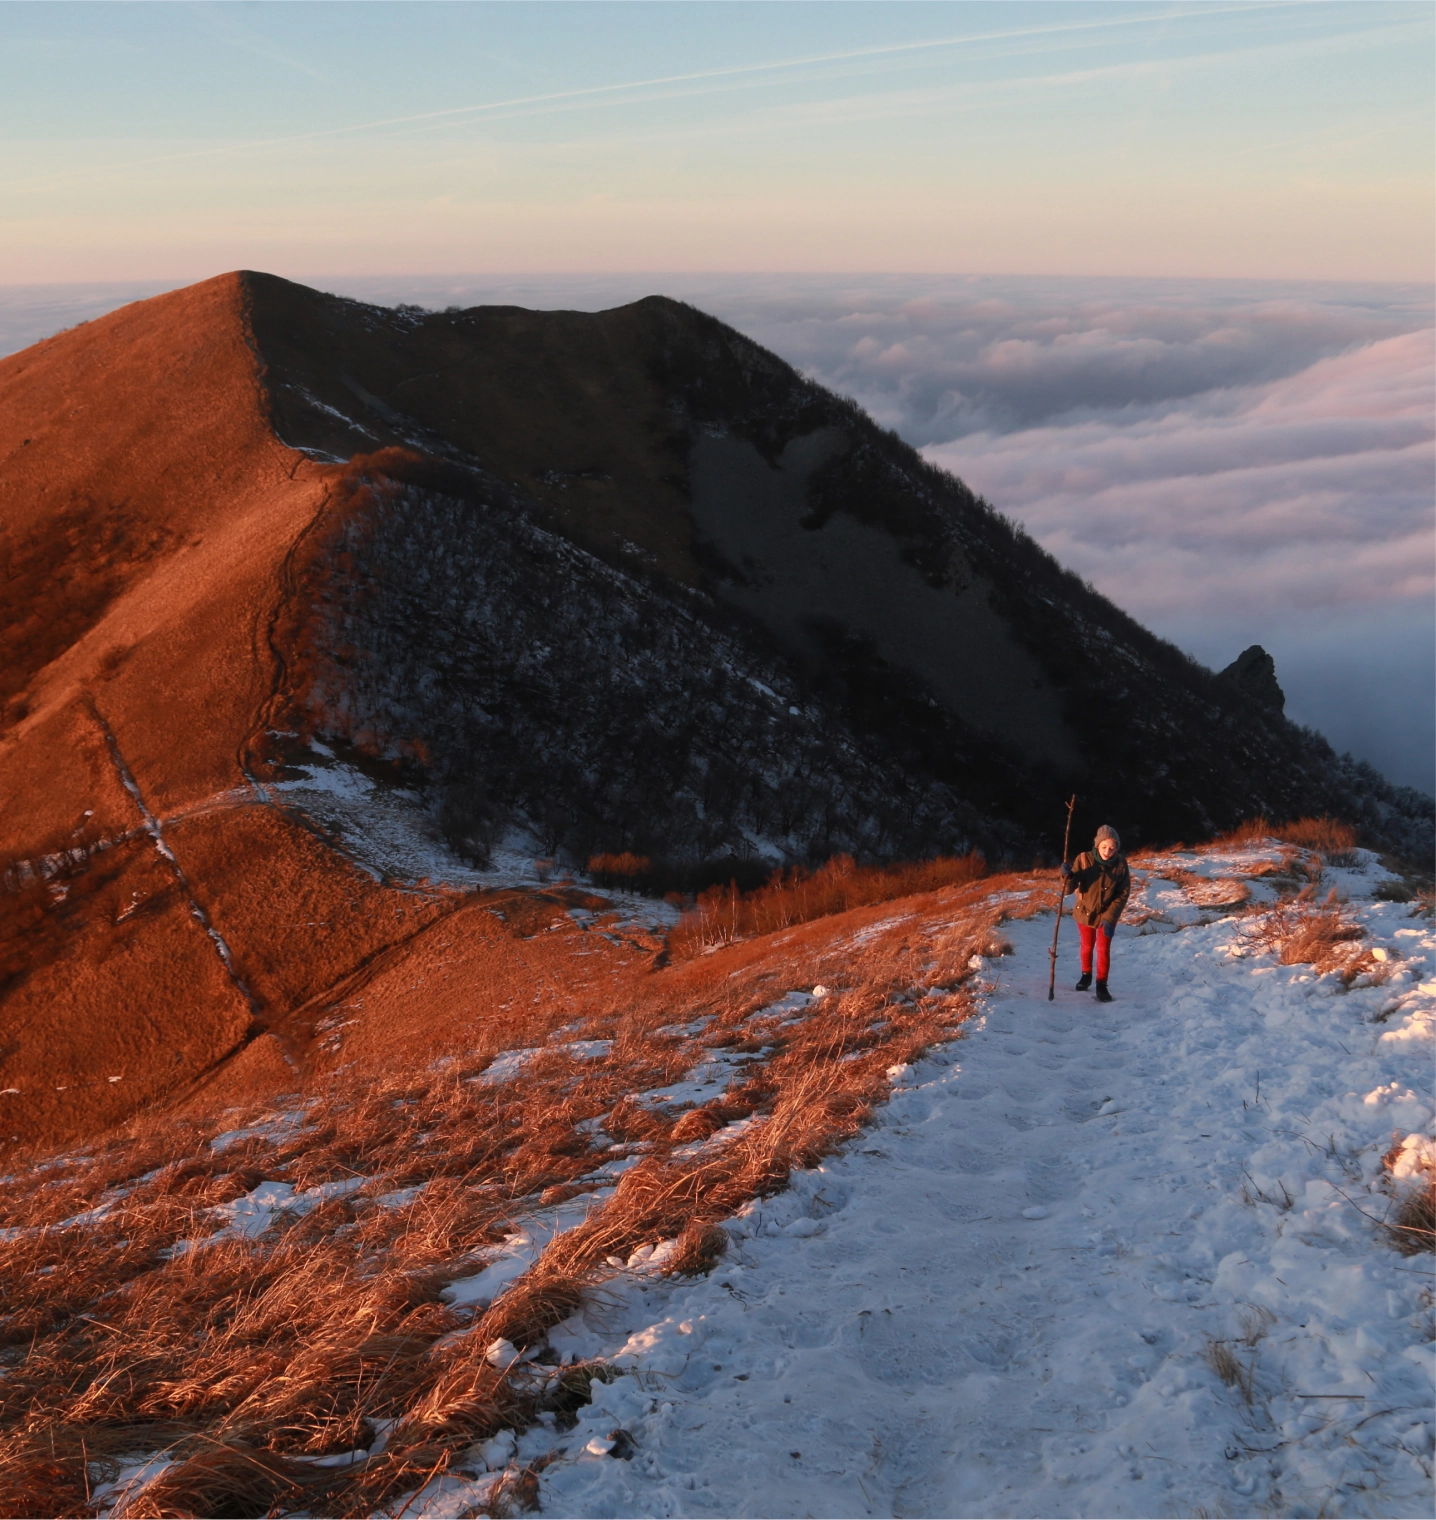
1060, 825, 1131, 1003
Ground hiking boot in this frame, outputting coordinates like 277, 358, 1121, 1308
1074, 971, 1092, 992
1094, 981, 1113, 1003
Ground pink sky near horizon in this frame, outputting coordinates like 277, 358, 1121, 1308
1, 2, 1431, 285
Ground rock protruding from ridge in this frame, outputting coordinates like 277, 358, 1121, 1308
1219, 645, 1286, 714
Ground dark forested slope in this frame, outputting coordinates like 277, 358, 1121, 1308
243, 275, 1431, 864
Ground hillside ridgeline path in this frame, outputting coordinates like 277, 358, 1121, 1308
476, 845, 1433, 1520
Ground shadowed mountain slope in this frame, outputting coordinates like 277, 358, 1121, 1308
0, 271, 1428, 1154
236, 273, 1427, 856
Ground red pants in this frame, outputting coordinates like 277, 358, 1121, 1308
1078, 923, 1112, 980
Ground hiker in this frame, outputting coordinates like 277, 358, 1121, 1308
1060, 824, 1130, 1003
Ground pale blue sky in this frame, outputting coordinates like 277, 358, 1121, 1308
1, 1, 1431, 281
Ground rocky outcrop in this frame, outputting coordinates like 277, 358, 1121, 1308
1219, 645, 1286, 713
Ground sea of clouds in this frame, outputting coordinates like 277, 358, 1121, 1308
2, 272, 1430, 794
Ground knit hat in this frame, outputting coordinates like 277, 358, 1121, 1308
1094, 824, 1121, 852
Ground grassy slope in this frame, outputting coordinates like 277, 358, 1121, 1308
0, 870, 1019, 1517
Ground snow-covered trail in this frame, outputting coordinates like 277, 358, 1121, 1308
502, 855, 1434, 1520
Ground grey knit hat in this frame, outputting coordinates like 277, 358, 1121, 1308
1094, 824, 1121, 852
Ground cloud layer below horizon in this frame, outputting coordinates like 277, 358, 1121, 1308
2, 272, 1431, 793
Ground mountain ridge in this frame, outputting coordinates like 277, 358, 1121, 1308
0, 270, 1428, 1155
229, 271, 1428, 857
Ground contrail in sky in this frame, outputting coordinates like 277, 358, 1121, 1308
3, 2, 1286, 191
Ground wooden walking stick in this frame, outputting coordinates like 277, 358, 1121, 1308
1047, 794, 1077, 1001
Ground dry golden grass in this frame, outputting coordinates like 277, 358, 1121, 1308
1251, 888, 1370, 981
671, 852, 988, 957
1274, 817, 1360, 861
1208, 814, 1361, 866
1210, 816, 1274, 848
0, 867, 1024, 1518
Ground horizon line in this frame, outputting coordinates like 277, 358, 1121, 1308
2, 268, 1432, 294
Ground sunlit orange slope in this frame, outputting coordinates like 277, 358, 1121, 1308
0, 274, 649, 1156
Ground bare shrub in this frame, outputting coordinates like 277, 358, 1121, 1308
587, 853, 652, 889
1253, 889, 1364, 976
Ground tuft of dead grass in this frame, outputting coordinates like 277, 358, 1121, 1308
1203, 1306, 1274, 1412
1380, 1141, 1436, 1258
1252, 889, 1367, 979
1387, 1183, 1436, 1257
662, 1221, 729, 1277
1204, 1338, 1258, 1404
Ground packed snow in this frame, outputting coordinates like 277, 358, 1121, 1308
386, 845, 1432, 1519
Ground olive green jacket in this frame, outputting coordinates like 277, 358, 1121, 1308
1063, 850, 1131, 928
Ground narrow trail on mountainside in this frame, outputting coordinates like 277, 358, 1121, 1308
494, 847, 1432, 1520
